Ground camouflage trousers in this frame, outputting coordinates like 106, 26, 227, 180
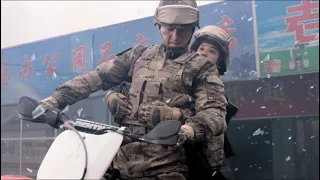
113, 142, 187, 179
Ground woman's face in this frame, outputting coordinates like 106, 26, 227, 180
196, 43, 220, 63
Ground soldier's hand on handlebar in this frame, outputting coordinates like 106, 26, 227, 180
40, 96, 60, 109
138, 101, 181, 126
106, 91, 132, 120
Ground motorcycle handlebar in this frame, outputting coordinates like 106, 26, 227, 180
17, 96, 182, 146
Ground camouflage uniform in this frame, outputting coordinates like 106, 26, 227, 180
109, 82, 195, 126
42, 1, 228, 179
49, 44, 227, 179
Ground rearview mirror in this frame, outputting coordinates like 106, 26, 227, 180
18, 96, 40, 119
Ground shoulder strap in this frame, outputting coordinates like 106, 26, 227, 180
116, 47, 133, 56
126, 45, 150, 80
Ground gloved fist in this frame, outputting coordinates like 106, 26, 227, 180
177, 125, 195, 146
138, 101, 182, 126
105, 91, 132, 120
40, 96, 60, 109
103, 168, 121, 180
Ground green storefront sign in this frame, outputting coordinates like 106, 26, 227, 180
256, 1, 319, 78
259, 45, 319, 77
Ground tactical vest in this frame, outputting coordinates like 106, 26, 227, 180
122, 45, 197, 129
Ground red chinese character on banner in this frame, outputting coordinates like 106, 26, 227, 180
1, 60, 10, 85
71, 46, 87, 73
98, 41, 117, 65
134, 34, 148, 47
217, 15, 238, 50
285, 0, 319, 44
20, 55, 34, 80
272, 60, 282, 73
43, 53, 59, 76
264, 60, 273, 73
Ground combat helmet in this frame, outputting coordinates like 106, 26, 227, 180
154, 0, 200, 58
154, 0, 200, 28
191, 25, 231, 75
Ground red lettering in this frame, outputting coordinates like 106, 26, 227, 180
217, 15, 238, 50
43, 53, 59, 76
134, 34, 148, 47
285, 0, 319, 44
20, 55, 34, 81
98, 55, 117, 65
71, 46, 87, 73
100, 41, 112, 56
1, 60, 10, 85
98, 41, 116, 65
218, 16, 236, 35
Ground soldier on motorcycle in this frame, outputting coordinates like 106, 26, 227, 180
106, 25, 236, 180
40, 0, 228, 179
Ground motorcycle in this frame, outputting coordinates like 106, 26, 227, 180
1, 96, 182, 180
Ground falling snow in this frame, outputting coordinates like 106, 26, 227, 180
53, 72, 57, 79
285, 156, 291, 161
253, 128, 264, 136
256, 87, 262, 92
62, 106, 69, 113
26, 168, 33, 173
77, 108, 83, 117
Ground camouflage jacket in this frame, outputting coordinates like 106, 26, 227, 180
109, 81, 195, 125
110, 81, 226, 168
51, 44, 228, 169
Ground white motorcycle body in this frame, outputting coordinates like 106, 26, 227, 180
11, 96, 181, 180
37, 130, 123, 180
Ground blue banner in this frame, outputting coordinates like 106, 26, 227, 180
1, 30, 94, 104
1, 2, 257, 104
200, 1, 257, 80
